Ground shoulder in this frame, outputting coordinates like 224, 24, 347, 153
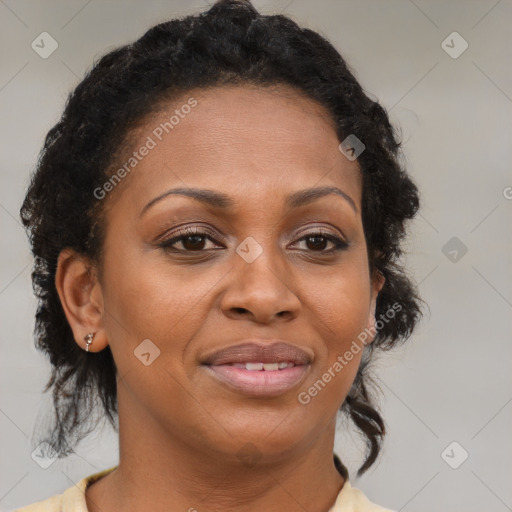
330, 480, 395, 512
13, 467, 117, 512
13, 493, 64, 512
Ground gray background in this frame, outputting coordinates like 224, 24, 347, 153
1, 1, 511, 511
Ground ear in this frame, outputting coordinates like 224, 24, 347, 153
364, 268, 386, 345
55, 248, 108, 352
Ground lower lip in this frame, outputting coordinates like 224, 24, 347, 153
204, 364, 310, 397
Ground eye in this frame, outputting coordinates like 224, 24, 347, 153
157, 226, 223, 252
292, 231, 348, 253
157, 227, 348, 255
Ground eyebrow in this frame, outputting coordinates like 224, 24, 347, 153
140, 185, 357, 218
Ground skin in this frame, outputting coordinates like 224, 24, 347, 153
56, 84, 384, 512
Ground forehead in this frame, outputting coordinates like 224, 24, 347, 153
105, 84, 362, 215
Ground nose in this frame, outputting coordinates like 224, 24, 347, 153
220, 250, 301, 324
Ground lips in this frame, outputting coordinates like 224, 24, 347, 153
201, 340, 312, 397
201, 341, 312, 366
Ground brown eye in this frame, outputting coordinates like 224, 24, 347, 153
158, 227, 222, 253
293, 232, 348, 253
305, 235, 329, 251
180, 234, 208, 251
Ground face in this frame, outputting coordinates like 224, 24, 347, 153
60, 84, 384, 465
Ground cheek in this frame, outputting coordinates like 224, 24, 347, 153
100, 245, 224, 370
304, 258, 371, 346
297, 253, 371, 405
298, 273, 369, 411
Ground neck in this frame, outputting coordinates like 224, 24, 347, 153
86, 399, 345, 512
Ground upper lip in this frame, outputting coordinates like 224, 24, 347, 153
202, 340, 313, 366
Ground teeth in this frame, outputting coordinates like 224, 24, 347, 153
235, 362, 295, 371
245, 362, 264, 371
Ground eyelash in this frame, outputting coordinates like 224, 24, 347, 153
157, 226, 349, 254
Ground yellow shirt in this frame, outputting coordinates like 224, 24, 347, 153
15, 466, 394, 512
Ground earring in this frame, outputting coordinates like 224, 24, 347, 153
84, 332, 95, 352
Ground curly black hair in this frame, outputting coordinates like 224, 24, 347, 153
20, 0, 423, 476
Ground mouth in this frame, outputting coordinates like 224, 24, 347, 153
201, 341, 312, 397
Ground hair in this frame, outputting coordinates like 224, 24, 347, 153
20, 0, 423, 476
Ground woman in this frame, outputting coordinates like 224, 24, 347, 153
17, 0, 423, 510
